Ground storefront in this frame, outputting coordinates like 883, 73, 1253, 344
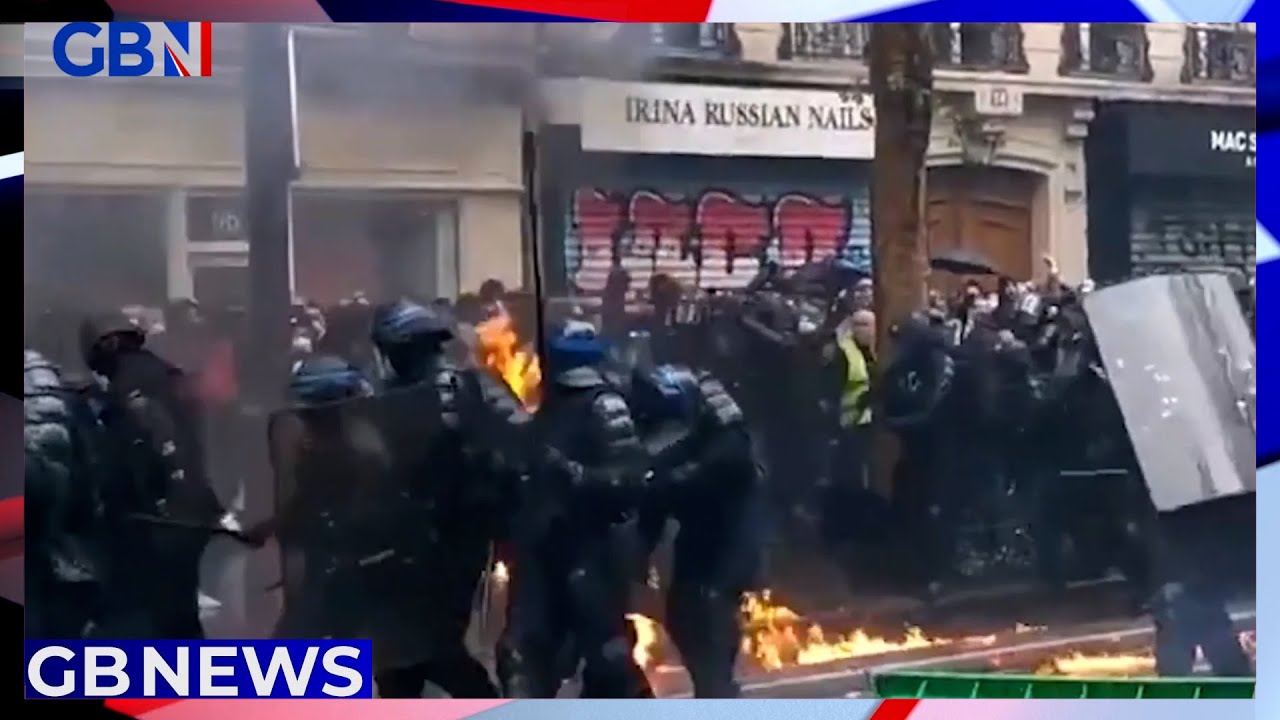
24, 74, 524, 310
1086, 102, 1255, 282
538, 79, 876, 300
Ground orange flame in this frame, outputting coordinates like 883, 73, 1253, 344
475, 305, 542, 410
1037, 631, 1255, 678
626, 590, 997, 675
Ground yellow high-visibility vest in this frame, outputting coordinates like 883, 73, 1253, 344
837, 334, 872, 428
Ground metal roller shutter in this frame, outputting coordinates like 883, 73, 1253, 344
1129, 181, 1255, 280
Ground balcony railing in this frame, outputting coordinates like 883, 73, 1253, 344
1060, 23, 1152, 81
778, 23, 871, 61
929, 23, 1028, 73
636, 23, 738, 58
1182, 24, 1255, 86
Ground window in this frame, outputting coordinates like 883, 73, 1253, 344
1183, 24, 1255, 86
1060, 23, 1152, 80
25, 189, 169, 311
779, 23, 871, 61
931, 23, 1028, 72
619, 23, 737, 57
291, 191, 458, 305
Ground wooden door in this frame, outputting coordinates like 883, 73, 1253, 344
926, 167, 1034, 297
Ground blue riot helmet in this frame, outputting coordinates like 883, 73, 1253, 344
545, 318, 608, 375
629, 363, 701, 426
289, 354, 370, 406
370, 299, 455, 383
370, 299, 454, 348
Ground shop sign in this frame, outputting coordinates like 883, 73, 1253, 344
577, 80, 876, 160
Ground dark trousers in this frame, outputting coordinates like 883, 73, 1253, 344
375, 650, 498, 698
498, 520, 652, 699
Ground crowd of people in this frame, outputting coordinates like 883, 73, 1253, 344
24, 250, 1255, 697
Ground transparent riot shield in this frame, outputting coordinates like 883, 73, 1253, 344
267, 380, 460, 659
267, 393, 395, 640
1081, 273, 1256, 512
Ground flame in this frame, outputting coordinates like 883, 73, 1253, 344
475, 305, 542, 409
628, 613, 662, 668
1038, 631, 1256, 678
626, 590, 996, 675
741, 591, 988, 670
491, 561, 509, 585
1037, 652, 1156, 677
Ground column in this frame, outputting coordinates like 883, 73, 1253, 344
164, 187, 194, 301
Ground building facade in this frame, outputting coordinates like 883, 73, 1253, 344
544, 22, 1255, 299
1082, 24, 1256, 282
24, 24, 532, 311
539, 74, 876, 298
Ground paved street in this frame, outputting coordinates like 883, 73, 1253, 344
655, 605, 1256, 699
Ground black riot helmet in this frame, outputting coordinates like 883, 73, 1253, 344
79, 311, 146, 377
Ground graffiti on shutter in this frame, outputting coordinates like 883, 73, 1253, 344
563, 186, 871, 298
1129, 195, 1254, 280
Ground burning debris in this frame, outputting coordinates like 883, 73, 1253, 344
474, 305, 542, 409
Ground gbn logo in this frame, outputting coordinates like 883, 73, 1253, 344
51, 22, 213, 78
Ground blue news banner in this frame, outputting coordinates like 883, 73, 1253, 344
25, 640, 374, 699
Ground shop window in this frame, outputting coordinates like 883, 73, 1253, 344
1060, 23, 1152, 81
930, 23, 1028, 73
291, 191, 458, 306
192, 261, 250, 311
779, 23, 871, 61
25, 189, 169, 313
1182, 24, 1255, 86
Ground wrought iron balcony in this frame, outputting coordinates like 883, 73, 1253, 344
635, 23, 738, 58
929, 23, 1028, 73
1059, 23, 1152, 81
1182, 24, 1255, 86
778, 23, 871, 61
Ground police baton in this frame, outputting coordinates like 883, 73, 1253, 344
126, 513, 258, 546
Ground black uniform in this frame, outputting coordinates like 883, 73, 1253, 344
79, 316, 225, 639
497, 360, 652, 699
880, 314, 958, 589
24, 350, 104, 639
629, 364, 762, 698
369, 301, 502, 699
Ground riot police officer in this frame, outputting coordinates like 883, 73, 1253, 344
367, 300, 501, 698
253, 354, 384, 642
497, 320, 652, 699
78, 313, 227, 639
626, 363, 762, 698
880, 313, 958, 593
25, 349, 105, 639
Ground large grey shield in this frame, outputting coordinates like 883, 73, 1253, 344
1082, 273, 1256, 512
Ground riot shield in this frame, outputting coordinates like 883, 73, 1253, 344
266, 386, 444, 643
1082, 273, 1256, 512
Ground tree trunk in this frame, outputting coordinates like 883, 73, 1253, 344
868, 24, 934, 497
869, 23, 933, 352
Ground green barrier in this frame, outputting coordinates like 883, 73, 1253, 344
871, 671, 1256, 699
